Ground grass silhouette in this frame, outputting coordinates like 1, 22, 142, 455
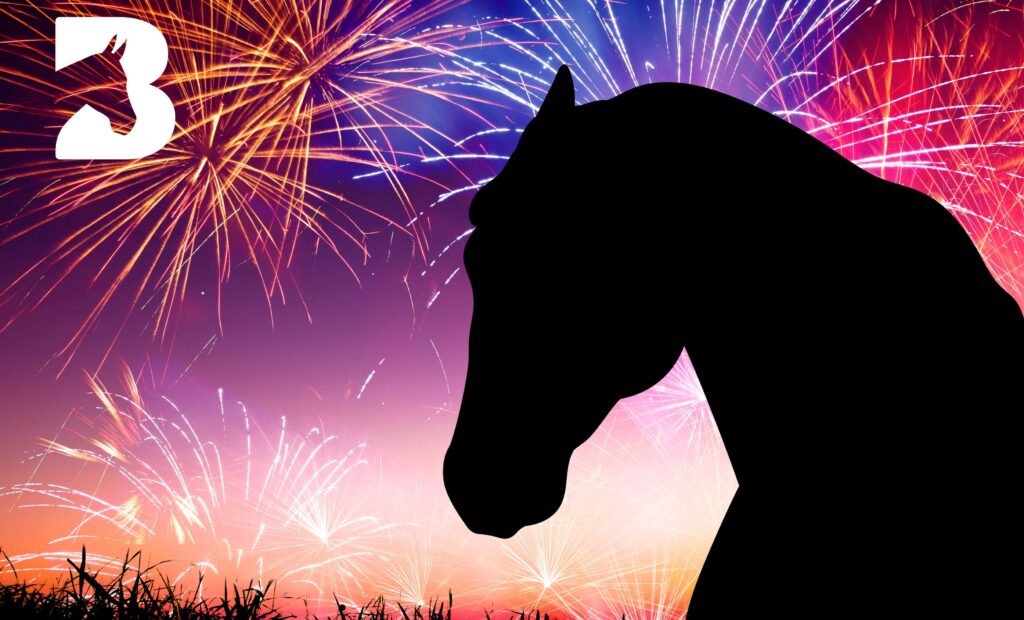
0, 547, 589, 620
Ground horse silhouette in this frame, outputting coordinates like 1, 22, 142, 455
443, 66, 1022, 617
56, 36, 135, 136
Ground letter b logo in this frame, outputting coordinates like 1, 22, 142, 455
55, 17, 175, 160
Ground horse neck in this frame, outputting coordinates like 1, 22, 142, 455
673, 193, 838, 485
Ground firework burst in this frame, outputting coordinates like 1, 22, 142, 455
0, 0, 512, 375
0, 367, 393, 605
774, 1, 1024, 301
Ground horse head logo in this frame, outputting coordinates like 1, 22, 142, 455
55, 17, 174, 159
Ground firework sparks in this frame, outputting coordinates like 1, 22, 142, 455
1, 369, 393, 604
0, 0, 515, 375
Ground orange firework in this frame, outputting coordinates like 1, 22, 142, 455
0, 0, 506, 375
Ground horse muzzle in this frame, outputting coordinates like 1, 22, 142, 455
443, 438, 570, 538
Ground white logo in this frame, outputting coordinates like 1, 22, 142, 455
55, 17, 175, 160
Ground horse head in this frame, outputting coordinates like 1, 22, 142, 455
443, 67, 688, 538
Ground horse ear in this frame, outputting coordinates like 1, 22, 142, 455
538, 65, 575, 116
107, 35, 125, 58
